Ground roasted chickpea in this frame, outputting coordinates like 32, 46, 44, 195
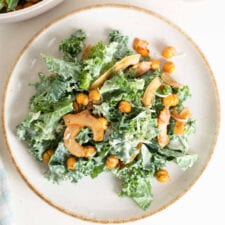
98, 117, 108, 130
161, 46, 176, 59
84, 145, 96, 158
106, 155, 119, 169
162, 61, 175, 74
118, 101, 132, 113
163, 94, 179, 107
76, 93, 89, 106
155, 169, 170, 183
66, 156, 77, 170
150, 59, 160, 70
89, 89, 101, 102
42, 149, 54, 164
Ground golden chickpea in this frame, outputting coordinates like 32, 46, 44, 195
150, 59, 160, 71
42, 149, 54, 164
155, 169, 170, 183
76, 93, 89, 106
163, 94, 179, 107
118, 101, 132, 113
161, 46, 176, 59
66, 156, 77, 170
89, 89, 101, 102
106, 155, 119, 169
162, 61, 175, 74
84, 146, 96, 158
98, 117, 108, 130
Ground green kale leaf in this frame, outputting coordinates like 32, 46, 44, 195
108, 109, 158, 163
45, 142, 70, 182
108, 30, 133, 60
59, 29, 86, 61
16, 100, 73, 161
6, 0, 19, 11
30, 73, 75, 112
79, 41, 118, 89
41, 54, 82, 80
30, 55, 82, 112
176, 85, 191, 105
46, 142, 108, 183
93, 71, 145, 121
174, 154, 198, 170
75, 127, 93, 145
114, 161, 153, 210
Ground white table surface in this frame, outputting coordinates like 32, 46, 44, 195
0, 0, 225, 224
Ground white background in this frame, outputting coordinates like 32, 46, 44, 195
0, 0, 225, 224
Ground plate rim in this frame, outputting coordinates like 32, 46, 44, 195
1, 3, 221, 223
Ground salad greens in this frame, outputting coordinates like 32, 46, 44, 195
0, 0, 19, 11
59, 29, 86, 61
16, 29, 197, 210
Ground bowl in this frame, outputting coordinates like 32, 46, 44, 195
0, 0, 64, 23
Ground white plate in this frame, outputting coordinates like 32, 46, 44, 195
2, 4, 220, 223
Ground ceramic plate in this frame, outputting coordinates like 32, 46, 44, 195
3, 4, 220, 223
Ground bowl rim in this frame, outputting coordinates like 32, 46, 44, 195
2, 3, 221, 224
0, 0, 63, 22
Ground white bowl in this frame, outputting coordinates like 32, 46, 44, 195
0, 0, 64, 23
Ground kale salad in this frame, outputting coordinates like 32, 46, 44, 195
16, 29, 197, 210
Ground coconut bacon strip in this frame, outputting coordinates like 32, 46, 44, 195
142, 76, 161, 107
63, 110, 105, 158
132, 61, 152, 77
161, 73, 183, 88
64, 125, 84, 157
63, 110, 104, 142
157, 106, 171, 148
90, 54, 141, 89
